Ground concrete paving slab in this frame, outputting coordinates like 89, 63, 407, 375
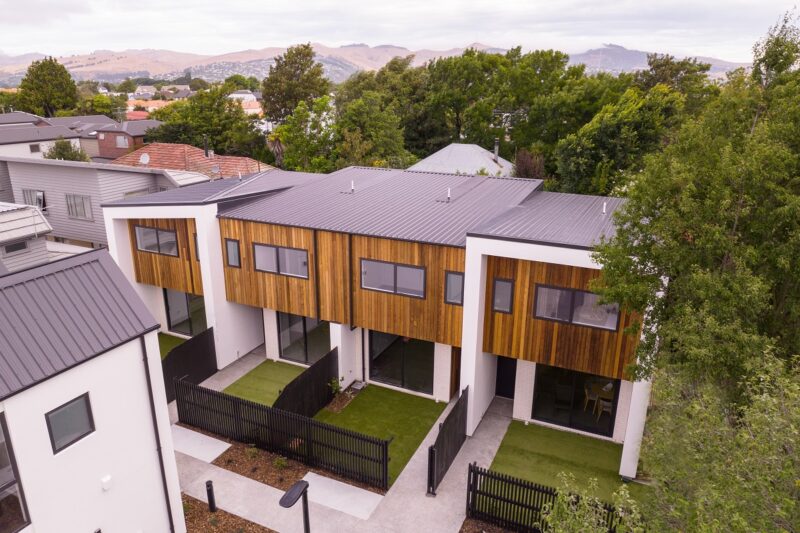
171, 424, 230, 463
302, 472, 383, 520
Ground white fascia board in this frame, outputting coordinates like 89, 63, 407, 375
102, 204, 218, 220
465, 235, 598, 270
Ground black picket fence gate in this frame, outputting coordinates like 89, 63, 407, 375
466, 463, 619, 532
162, 327, 217, 402
273, 348, 339, 417
174, 379, 390, 489
427, 386, 469, 495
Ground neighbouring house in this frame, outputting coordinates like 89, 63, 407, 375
240, 100, 263, 116
0, 155, 209, 248
133, 85, 158, 100
0, 202, 51, 272
112, 143, 270, 178
0, 249, 185, 532
126, 110, 150, 121
103, 166, 651, 479
0, 111, 49, 128
96, 119, 163, 159
126, 100, 174, 114
227, 90, 257, 102
160, 89, 193, 101
0, 126, 81, 159
44, 115, 119, 158
410, 142, 514, 177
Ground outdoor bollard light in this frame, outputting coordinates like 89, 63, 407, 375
280, 480, 310, 533
206, 480, 217, 513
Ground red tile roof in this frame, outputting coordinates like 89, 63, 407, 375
126, 110, 150, 120
111, 143, 270, 178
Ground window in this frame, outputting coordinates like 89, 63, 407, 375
277, 312, 330, 365
444, 271, 464, 305
2, 241, 28, 256
369, 331, 434, 394
22, 189, 46, 213
45, 393, 95, 453
533, 285, 620, 331
492, 278, 514, 313
65, 194, 93, 220
98, 133, 105, 140
360, 259, 426, 299
0, 414, 29, 532
253, 243, 309, 279
28, 144, 40, 153
225, 239, 240, 267
115, 135, 129, 148
164, 289, 206, 336
134, 226, 178, 257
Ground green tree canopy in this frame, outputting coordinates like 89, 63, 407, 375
270, 96, 336, 172
44, 138, 90, 162
116, 79, 137, 93
634, 53, 717, 114
17, 57, 78, 117
262, 43, 331, 123
224, 74, 260, 92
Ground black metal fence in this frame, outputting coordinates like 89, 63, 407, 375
273, 348, 339, 417
427, 386, 469, 495
175, 379, 390, 489
466, 463, 619, 532
162, 327, 217, 402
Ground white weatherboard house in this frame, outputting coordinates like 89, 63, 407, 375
0, 250, 185, 533
0, 202, 51, 272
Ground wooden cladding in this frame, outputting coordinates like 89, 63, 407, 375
351, 236, 464, 347
128, 218, 202, 295
482, 257, 639, 380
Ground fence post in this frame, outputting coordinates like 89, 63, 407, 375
382, 440, 389, 490
427, 446, 437, 496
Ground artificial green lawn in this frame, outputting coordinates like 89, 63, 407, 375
158, 333, 186, 359
315, 385, 445, 484
223, 360, 304, 406
491, 421, 649, 502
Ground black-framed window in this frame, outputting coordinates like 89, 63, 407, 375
164, 288, 207, 336
253, 243, 308, 279
369, 331, 434, 394
134, 226, 179, 257
2, 241, 27, 256
225, 239, 240, 268
45, 393, 95, 453
492, 278, 514, 313
65, 193, 93, 220
444, 271, 464, 305
533, 284, 620, 331
360, 259, 426, 299
277, 312, 331, 365
0, 414, 29, 532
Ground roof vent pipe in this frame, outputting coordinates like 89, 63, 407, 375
351, 180, 355, 193
447, 187, 451, 203
238, 172, 242, 181
493, 138, 499, 164
602, 201, 607, 215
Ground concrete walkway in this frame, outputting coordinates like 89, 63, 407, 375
171, 425, 230, 462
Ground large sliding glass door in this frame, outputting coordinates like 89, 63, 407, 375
531, 364, 619, 437
164, 288, 206, 336
369, 331, 434, 395
277, 312, 330, 365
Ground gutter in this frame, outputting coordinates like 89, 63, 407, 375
139, 336, 176, 533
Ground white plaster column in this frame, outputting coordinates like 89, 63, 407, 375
513, 360, 536, 420
619, 379, 652, 479
263, 309, 280, 360
433, 343, 453, 402
612, 380, 634, 443
329, 323, 362, 389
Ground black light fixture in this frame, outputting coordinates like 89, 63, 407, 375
279, 480, 310, 533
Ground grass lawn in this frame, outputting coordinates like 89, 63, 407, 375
224, 360, 304, 406
491, 421, 649, 502
315, 385, 445, 485
158, 333, 185, 360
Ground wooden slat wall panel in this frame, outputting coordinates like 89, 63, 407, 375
219, 219, 317, 317
316, 230, 350, 324
351, 235, 465, 347
128, 218, 202, 295
482, 256, 639, 380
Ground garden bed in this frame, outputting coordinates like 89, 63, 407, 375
459, 517, 511, 533
183, 494, 275, 532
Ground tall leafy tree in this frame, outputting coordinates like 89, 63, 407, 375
634, 53, 717, 115
262, 44, 331, 123
270, 96, 336, 172
17, 57, 78, 117
44, 139, 90, 162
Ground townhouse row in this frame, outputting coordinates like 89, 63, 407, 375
103, 165, 651, 479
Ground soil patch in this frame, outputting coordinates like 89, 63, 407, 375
183, 493, 275, 532
325, 385, 361, 413
459, 517, 513, 533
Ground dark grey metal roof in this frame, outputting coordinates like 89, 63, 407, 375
44, 115, 118, 129
0, 111, 42, 125
467, 191, 626, 249
0, 249, 158, 401
103, 168, 327, 207
98, 119, 162, 137
0, 125, 79, 145
220, 167, 542, 247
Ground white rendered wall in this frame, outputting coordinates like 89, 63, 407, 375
433, 342, 453, 402
512, 360, 536, 420
612, 380, 633, 443
263, 308, 280, 361
0, 139, 80, 159
1, 331, 185, 533
329, 323, 362, 389
619, 380, 651, 479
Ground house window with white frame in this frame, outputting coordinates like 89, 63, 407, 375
65, 194, 93, 220
115, 135, 129, 149
21, 189, 46, 213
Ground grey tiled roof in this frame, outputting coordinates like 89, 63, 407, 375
220, 167, 543, 247
0, 249, 158, 401
98, 119, 162, 137
468, 191, 626, 249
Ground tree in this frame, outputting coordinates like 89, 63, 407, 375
262, 44, 331, 123
74, 93, 127, 119
752, 11, 800, 89
270, 96, 336, 172
188, 78, 209, 91
634, 53, 716, 114
44, 139, 90, 162
513, 148, 546, 179
17, 57, 78, 117
224, 74, 259, 92
116, 78, 137, 93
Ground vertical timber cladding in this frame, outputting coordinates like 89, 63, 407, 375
219, 218, 317, 317
127, 218, 203, 295
315, 230, 351, 324
482, 256, 640, 380
351, 235, 465, 347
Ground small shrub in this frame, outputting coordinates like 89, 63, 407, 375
328, 377, 343, 395
273, 456, 288, 470
245, 445, 259, 460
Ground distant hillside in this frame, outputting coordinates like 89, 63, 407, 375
0, 43, 748, 86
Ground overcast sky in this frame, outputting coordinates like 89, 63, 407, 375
0, 0, 792, 62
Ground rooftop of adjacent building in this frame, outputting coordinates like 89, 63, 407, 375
111, 143, 271, 178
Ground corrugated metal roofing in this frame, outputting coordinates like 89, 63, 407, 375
98, 119, 162, 137
409, 143, 514, 177
0, 249, 158, 401
0, 111, 42, 125
468, 191, 626, 249
220, 167, 542, 247
0, 203, 52, 244
0, 125, 79, 145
